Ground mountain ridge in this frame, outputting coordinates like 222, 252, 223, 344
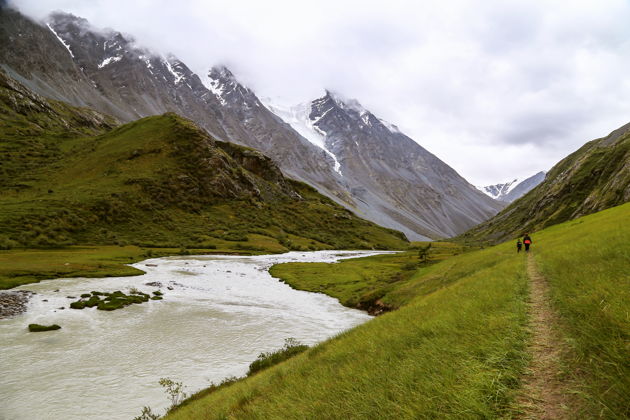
1, 7, 503, 240
0, 69, 407, 250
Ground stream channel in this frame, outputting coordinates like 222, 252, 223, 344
0, 250, 390, 420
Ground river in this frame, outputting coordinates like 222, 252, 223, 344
0, 250, 388, 420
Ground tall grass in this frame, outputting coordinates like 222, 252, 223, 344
531, 202, 630, 418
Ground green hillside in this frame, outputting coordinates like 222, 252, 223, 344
0, 70, 407, 260
460, 122, 630, 243
164, 203, 630, 419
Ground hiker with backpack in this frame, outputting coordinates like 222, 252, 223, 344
523, 234, 532, 252
516, 239, 522, 253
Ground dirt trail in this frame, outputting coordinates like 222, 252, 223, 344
514, 254, 570, 419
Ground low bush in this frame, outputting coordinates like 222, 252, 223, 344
247, 338, 309, 376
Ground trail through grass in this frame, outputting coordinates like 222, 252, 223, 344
513, 255, 570, 419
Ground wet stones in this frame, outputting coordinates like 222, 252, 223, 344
0, 291, 34, 319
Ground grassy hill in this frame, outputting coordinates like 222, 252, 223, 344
459, 122, 630, 243
163, 203, 629, 419
0, 70, 407, 262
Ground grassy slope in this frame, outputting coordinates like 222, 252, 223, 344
459, 124, 630, 244
165, 203, 629, 420
529, 202, 630, 418
0, 71, 408, 288
0, 112, 406, 251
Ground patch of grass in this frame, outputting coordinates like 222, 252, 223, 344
269, 242, 474, 311
28, 323, 61, 332
68, 289, 155, 311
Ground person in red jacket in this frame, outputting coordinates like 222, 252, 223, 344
523, 234, 532, 252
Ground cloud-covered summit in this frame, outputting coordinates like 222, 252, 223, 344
10, 0, 630, 185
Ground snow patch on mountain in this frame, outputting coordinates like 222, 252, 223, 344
46, 23, 74, 58
200, 71, 228, 105
479, 171, 546, 202
262, 100, 342, 175
478, 180, 518, 200
163, 57, 184, 84
97, 56, 122, 68
379, 118, 401, 134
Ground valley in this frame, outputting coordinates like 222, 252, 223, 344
1, 3, 629, 419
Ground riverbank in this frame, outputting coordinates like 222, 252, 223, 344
269, 241, 477, 314
0, 245, 272, 290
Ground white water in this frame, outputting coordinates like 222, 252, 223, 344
0, 251, 388, 420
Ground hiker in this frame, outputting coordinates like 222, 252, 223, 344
523, 234, 532, 252
516, 239, 522, 253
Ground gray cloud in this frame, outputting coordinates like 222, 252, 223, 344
10, 0, 630, 185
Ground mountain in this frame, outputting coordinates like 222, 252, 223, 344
480, 171, 546, 202
461, 122, 630, 242
266, 92, 505, 239
0, 69, 408, 250
0, 7, 502, 240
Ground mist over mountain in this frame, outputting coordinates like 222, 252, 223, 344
0, 7, 503, 240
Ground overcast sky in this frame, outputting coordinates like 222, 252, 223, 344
11, 0, 630, 185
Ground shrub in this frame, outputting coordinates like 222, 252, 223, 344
247, 338, 308, 376
159, 377, 187, 409
0, 235, 18, 250
132, 406, 159, 420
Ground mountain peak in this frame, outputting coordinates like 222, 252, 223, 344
479, 171, 547, 203
202, 65, 253, 106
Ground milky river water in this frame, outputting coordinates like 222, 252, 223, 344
0, 251, 388, 420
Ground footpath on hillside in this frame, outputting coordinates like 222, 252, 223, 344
515, 254, 570, 419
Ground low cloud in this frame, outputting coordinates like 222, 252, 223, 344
11, 0, 630, 185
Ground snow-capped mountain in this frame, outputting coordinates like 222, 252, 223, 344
265, 92, 505, 239
0, 7, 504, 240
480, 180, 520, 201
480, 171, 546, 203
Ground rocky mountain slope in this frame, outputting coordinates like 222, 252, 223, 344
480, 171, 546, 202
0, 69, 407, 250
266, 92, 504, 239
461, 123, 630, 242
1, 6, 502, 240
